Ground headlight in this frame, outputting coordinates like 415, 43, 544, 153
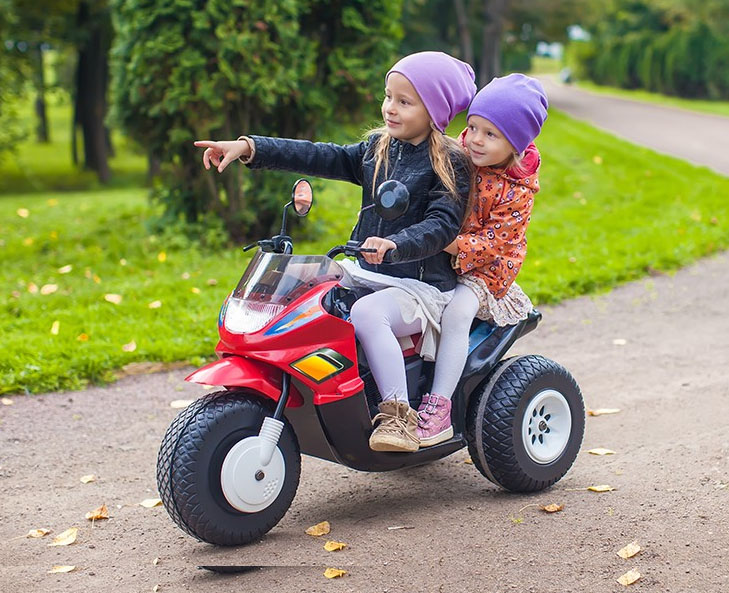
223, 298, 284, 334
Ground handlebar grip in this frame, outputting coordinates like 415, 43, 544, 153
381, 248, 401, 264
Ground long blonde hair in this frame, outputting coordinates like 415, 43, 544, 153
366, 126, 469, 200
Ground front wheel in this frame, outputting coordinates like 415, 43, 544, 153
466, 355, 585, 492
156, 390, 301, 546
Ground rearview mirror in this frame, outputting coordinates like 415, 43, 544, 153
375, 180, 410, 221
292, 178, 313, 216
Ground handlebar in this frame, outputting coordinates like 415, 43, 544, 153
326, 240, 401, 263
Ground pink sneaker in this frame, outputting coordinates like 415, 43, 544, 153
416, 394, 453, 447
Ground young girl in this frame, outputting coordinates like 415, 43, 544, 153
194, 52, 476, 453
415, 73, 549, 447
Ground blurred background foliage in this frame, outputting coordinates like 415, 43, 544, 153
2, 0, 728, 241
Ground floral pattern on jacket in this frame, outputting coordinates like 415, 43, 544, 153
454, 132, 541, 299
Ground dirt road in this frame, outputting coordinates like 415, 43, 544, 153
2, 87, 729, 592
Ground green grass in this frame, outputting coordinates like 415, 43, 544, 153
3, 102, 729, 395
574, 80, 729, 119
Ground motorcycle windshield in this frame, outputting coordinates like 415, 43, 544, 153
233, 251, 344, 305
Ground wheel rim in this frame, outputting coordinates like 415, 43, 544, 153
220, 436, 286, 513
521, 389, 572, 464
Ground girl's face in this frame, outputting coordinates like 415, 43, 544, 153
382, 72, 432, 146
465, 115, 515, 168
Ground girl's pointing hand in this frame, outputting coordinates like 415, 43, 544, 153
194, 139, 251, 172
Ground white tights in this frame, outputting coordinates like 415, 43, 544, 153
349, 288, 423, 405
430, 283, 480, 400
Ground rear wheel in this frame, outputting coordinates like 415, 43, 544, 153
466, 355, 584, 492
157, 390, 301, 546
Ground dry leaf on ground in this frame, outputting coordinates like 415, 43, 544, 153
323, 568, 347, 579
305, 521, 331, 536
588, 408, 621, 416
140, 498, 163, 508
612, 338, 627, 346
464, 457, 473, 464
80, 474, 96, 484
26, 528, 51, 538
588, 484, 616, 492
85, 504, 109, 521
170, 400, 193, 409
1, 397, 13, 405
104, 293, 123, 304
50, 320, 60, 335
49, 527, 78, 546
324, 540, 347, 551
40, 284, 58, 295
122, 341, 137, 352
148, 300, 162, 309
48, 565, 76, 573
617, 569, 641, 586
58, 265, 73, 274
588, 448, 616, 456
542, 504, 564, 513
617, 541, 642, 559
17, 208, 30, 218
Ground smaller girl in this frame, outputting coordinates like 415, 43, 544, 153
416, 74, 549, 446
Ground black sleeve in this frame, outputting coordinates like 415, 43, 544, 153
247, 135, 368, 186
385, 156, 470, 261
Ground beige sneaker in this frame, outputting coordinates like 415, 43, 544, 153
369, 400, 420, 452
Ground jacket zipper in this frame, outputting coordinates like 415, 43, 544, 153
419, 265, 424, 281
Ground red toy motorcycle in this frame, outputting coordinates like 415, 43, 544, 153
157, 179, 585, 546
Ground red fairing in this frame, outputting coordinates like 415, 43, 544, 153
185, 356, 304, 407
213, 281, 362, 406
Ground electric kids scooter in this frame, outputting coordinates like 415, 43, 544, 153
157, 179, 585, 546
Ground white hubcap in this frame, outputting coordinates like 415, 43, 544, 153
521, 389, 572, 464
220, 436, 285, 512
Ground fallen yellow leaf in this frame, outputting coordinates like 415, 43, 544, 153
17, 208, 30, 218
119, 258, 127, 266
50, 320, 60, 335
48, 565, 76, 574
464, 457, 473, 464
26, 528, 51, 538
324, 540, 347, 551
588, 408, 621, 416
617, 569, 641, 586
588, 484, 616, 492
191, 287, 200, 294
48, 527, 78, 546
157, 251, 167, 262
80, 474, 96, 484
617, 541, 641, 559
140, 498, 163, 508
27, 282, 38, 293
40, 284, 58, 295
593, 155, 603, 165
323, 568, 347, 579
122, 341, 137, 352
148, 300, 162, 309
104, 293, 123, 304
58, 265, 73, 274
305, 521, 331, 536
1, 397, 14, 406
170, 400, 193, 409
541, 504, 564, 513
85, 504, 109, 521
588, 448, 616, 456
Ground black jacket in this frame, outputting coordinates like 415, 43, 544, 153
248, 134, 470, 291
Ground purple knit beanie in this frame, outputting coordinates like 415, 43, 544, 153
387, 51, 476, 133
467, 73, 549, 154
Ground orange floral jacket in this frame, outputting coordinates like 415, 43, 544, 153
453, 134, 541, 299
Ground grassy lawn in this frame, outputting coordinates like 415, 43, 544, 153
3, 102, 729, 395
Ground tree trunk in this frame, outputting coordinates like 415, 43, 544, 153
74, 2, 112, 183
32, 44, 49, 143
454, 0, 474, 66
479, 0, 508, 86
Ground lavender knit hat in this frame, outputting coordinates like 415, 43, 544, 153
387, 52, 476, 133
468, 73, 549, 154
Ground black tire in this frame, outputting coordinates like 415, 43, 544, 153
156, 390, 301, 546
466, 355, 584, 492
